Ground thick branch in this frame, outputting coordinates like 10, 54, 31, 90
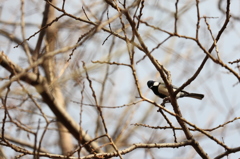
0, 52, 101, 154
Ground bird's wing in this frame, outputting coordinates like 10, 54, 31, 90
157, 83, 170, 96
159, 83, 189, 97
171, 84, 189, 94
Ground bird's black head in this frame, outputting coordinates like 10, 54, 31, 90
147, 80, 155, 89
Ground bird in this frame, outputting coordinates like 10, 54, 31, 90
147, 80, 204, 100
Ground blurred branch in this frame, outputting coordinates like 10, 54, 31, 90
20, 0, 33, 65
0, 51, 101, 154
44, 0, 143, 51
80, 139, 194, 159
214, 146, 240, 159
83, 61, 122, 158
134, 116, 240, 132
0, 29, 34, 53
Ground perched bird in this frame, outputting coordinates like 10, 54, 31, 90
147, 80, 204, 100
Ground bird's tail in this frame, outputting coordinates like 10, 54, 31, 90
185, 93, 204, 100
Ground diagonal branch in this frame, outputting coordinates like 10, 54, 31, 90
0, 51, 101, 154
121, 8, 210, 159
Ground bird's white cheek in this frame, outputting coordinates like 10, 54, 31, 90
153, 82, 159, 86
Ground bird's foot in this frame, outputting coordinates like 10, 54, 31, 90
161, 97, 170, 106
158, 97, 170, 112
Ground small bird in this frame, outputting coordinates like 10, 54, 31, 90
147, 80, 204, 100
